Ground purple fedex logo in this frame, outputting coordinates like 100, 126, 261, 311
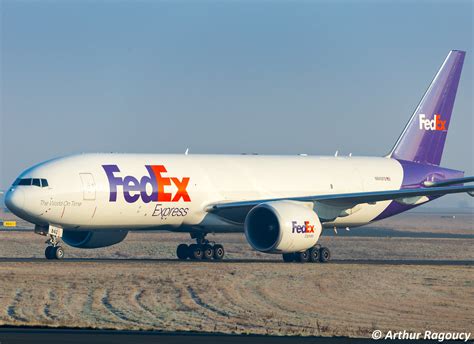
292, 221, 315, 233
102, 165, 191, 203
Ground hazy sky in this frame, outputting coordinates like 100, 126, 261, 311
1, 0, 473, 207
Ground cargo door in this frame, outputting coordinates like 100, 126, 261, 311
79, 173, 96, 200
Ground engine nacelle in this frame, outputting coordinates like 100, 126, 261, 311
62, 230, 128, 249
244, 201, 322, 253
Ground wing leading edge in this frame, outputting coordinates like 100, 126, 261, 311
206, 182, 474, 224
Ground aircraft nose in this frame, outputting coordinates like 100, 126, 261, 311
5, 188, 25, 214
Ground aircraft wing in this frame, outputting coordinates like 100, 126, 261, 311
205, 183, 474, 223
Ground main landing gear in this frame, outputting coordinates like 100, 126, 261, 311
176, 233, 225, 261
282, 246, 331, 263
44, 225, 65, 260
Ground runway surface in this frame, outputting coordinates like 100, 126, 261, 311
0, 328, 439, 344
1, 219, 472, 338
0, 257, 472, 265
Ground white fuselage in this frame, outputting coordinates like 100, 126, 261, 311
8, 153, 403, 231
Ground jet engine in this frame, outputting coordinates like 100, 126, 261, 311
62, 230, 128, 249
244, 201, 322, 253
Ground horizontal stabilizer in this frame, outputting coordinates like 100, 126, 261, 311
423, 176, 474, 187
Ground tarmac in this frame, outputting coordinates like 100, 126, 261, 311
0, 328, 447, 344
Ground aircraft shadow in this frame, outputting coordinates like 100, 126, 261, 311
0, 257, 472, 266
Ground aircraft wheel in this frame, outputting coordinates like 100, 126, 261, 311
54, 246, 65, 260
295, 250, 309, 263
213, 244, 225, 260
202, 244, 214, 260
282, 253, 295, 262
176, 244, 189, 260
309, 247, 320, 263
319, 247, 331, 263
189, 244, 203, 260
45, 246, 54, 260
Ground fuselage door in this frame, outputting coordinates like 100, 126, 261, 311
79, 173, 96, 200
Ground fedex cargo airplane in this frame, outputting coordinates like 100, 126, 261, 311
5, 50, 474, 262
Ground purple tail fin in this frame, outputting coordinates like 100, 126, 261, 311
389, 50, 465, 166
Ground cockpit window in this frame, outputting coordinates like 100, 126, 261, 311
14, 178, 49, 188
18, 178, 32, 186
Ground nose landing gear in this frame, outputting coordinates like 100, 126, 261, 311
45, 245, 64, 260
176, 233, 225, 261
44, 225, 65, 260
282, 246, 331, 263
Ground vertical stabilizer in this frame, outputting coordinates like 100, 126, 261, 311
389, 50, 465, 165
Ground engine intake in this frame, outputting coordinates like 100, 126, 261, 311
244, 201, 322, 253
62, 230, 128, 248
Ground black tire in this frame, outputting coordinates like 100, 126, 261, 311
189, 244, 203, 260
45, 246, 53, 259
282, 253, 295, 262
213, 244, 225, 260
202, 244, 214, 260
319, 247, 331, 263
309, 247, 320, 263
54, 246, 65, 260
295, 250, 309, 263
176, 244, 189, 260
